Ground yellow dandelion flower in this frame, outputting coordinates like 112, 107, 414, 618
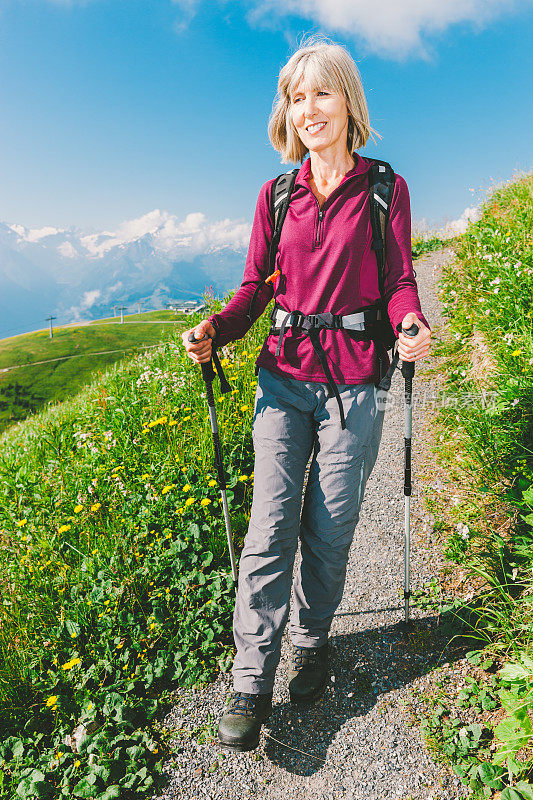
87, 702, 93, 711
74, 760, 81, 768
183, 415, 191, 421
70, 632, 77, 638
511, 349, 522, 357
150, 622, 156, 629
182, 484, 191, 492
74, 505, 83, 514
181, 466, 187, 472
58, 524, 71, 534
141, 473, 151, 480
238, 474, 248, 482
208, 479, 217, 487
161, 485, 174, 495
46, 695, 59, 707
200, 498, 211, 507
148, 420, 158, 428
184, 497, 194, 507
90, 502, 101, 512
16, 519, 27, 528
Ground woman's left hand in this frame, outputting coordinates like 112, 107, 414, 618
397, 312, 431, 362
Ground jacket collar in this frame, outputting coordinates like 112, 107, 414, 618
294, 151, 371, 190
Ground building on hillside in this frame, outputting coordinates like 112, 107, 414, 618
165, 301, 206, 315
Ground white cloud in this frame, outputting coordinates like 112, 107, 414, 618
194, 0, 528, 59
58, 241, 79, 258
171, 0, 201, 32
81, 289, 101, 309
443, 204, 482, 236
78, 208, 251, 258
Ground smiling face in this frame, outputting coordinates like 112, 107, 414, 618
289, 78, 350, 157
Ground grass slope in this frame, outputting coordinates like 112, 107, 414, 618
414, 172, 533, 798
0, 312, 186, 435
0, 289, 267, 799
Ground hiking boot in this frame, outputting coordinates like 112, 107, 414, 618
288, 642, 329, 703
217, 691, 273, 752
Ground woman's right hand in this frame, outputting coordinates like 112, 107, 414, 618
181, 319, 216, 364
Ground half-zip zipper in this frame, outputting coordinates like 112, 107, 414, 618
315, 208, 324, 248
300, 156, 368, 249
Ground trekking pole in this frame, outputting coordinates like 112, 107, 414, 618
398, 321, 419, 625
188, 331, 238, 585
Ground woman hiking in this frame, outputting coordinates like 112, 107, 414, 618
182, 36, 431, 752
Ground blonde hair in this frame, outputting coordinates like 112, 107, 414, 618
269, 35, 381, 164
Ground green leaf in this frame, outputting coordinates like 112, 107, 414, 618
522, 485, 533, 505
73, 776, 100, 798
514, 783, 533, 800
17, 772, 48, 799
31, 782, 52, 799
65, 619, 81, 638
98, 787, 121, 800
501, 789, 523, 800
476, 762, 503, 789
500, 662, 532, 682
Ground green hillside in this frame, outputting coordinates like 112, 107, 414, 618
0, 311, 188, 434
0, 288, 261, 798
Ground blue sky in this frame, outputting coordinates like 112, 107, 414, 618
1, 0, 532, 233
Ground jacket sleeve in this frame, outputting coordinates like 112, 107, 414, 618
383, 173, 431, 335
208, 179, 276, 347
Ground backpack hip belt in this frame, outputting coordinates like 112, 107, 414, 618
268, 301, 396, 430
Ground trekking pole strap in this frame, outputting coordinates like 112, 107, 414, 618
211, 348, 231, 394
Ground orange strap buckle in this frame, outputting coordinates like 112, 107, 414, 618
265, 270, 281, 285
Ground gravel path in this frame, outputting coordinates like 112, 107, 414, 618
155, 247, 468, 800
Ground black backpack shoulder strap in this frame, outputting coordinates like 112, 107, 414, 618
366, 158, 396, 297
246, 168, 298, 322
268, 168, 299, 273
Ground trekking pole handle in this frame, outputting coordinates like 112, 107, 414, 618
396, 322, 419, 380
402, 323, 419, 337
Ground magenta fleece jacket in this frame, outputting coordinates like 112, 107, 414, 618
208, 152, 430, 386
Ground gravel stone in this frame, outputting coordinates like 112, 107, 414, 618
155, 248, 468, 800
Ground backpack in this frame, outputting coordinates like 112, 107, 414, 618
246, 157, 402, 428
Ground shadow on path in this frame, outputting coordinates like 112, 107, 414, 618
262, 616, 470, 776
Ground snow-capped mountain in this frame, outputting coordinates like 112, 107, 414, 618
0, 210, 251, 338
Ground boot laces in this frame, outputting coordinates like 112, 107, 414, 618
227, 692, 264, 718
292, 645, 323, 669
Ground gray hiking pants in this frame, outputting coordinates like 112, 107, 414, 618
232, 366, 386, 693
